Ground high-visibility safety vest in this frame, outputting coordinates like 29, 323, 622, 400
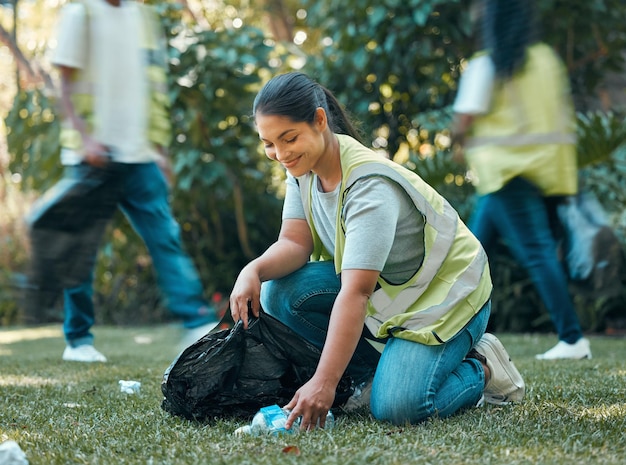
296, 135, 492, 345
465, 43, 578, 196
59, 0, 171, 151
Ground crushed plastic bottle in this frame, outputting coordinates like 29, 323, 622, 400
119, 380, 141, 394
233, 404, 334, 436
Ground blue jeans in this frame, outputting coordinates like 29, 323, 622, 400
371, 301, 489, 424
261, 261, 490, 424
469, 177, 583, 344
63, 162, 213, 347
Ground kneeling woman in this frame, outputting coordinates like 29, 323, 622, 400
229, 72, 525, 429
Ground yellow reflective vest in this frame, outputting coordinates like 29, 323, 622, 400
59, 0, 171, 151
297, 135, 492, 345
465, 43, 578, 196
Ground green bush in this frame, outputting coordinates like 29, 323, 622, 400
4, 1, 626, 333
0, 175, 35, 325
4, 12, 286, 326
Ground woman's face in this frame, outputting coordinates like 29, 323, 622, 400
255, 109, 328, 178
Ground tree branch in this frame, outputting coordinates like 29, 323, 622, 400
0, 22, 54, 90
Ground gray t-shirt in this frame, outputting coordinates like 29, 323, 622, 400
282, 173, 425, 284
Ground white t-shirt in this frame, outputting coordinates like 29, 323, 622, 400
283, 173, 425, 284
452, 54, 496, 115
52, 0, 157, 164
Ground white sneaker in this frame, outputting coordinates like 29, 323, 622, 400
62, 345, 107, 363
474, 333, 525, 405
535, 338, 592, 360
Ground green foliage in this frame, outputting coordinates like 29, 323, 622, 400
576, 110, 626, 243
300, 0, 469, 160
576, 110, 626, 169
6, 88, 61, 191
4, 5, 286, 324
0, 178, 35, 326
535, 0, 626, 99
163, 10, 284, 293
4, 0, 626, 331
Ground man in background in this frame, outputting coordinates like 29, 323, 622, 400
28, 0, 217, 362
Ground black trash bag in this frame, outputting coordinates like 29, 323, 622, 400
23, 162, 123, 322
161, 309, 355, 421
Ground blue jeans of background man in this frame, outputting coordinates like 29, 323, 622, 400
64, 162, 213, 347
260, 260, 490, 424
469, 177, 583, 344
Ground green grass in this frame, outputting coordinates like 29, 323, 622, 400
1, 326, 625, 465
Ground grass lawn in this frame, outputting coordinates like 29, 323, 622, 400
1, 325, 625, 465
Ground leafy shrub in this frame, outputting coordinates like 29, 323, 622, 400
4, 15, 285, 326
0, 176, 35, 325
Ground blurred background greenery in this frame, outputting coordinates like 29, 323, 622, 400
1, 0, 625, 333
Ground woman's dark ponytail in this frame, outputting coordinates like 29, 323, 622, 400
253, 72, 362, 142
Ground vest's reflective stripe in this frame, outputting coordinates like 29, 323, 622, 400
466, 131, 576, 149
365, 246, 487, 335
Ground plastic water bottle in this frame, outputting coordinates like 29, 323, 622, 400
233, 404, 334, 436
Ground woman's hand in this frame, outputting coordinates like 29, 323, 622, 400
283, 375, 336, 431
229, 264, 262, 329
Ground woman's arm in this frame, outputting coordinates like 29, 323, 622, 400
283, 267, 379, 430
230, 218, 313, 329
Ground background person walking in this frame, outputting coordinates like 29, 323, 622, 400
451, 0, 591, 360
28, 0, 218, 362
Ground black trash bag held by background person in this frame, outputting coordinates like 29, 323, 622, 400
161, 309, 355, 421
23, 160, 124, 322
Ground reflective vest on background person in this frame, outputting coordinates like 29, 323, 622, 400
297, 134, 493, 346
59, 0, 171, 151
465, 42, 578, 196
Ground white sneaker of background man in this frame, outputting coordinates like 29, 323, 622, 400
535, 337, 592, 360
62, 344, 107, 363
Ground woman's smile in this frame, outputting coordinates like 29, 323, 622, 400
280, 154, 303, 169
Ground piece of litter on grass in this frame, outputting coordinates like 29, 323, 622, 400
119, 380, 141, 394
63, 402, 82, 408
282, 446, 301, 456
134, 335, 153, 344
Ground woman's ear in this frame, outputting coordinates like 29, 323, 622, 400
314, 107, 328, 131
